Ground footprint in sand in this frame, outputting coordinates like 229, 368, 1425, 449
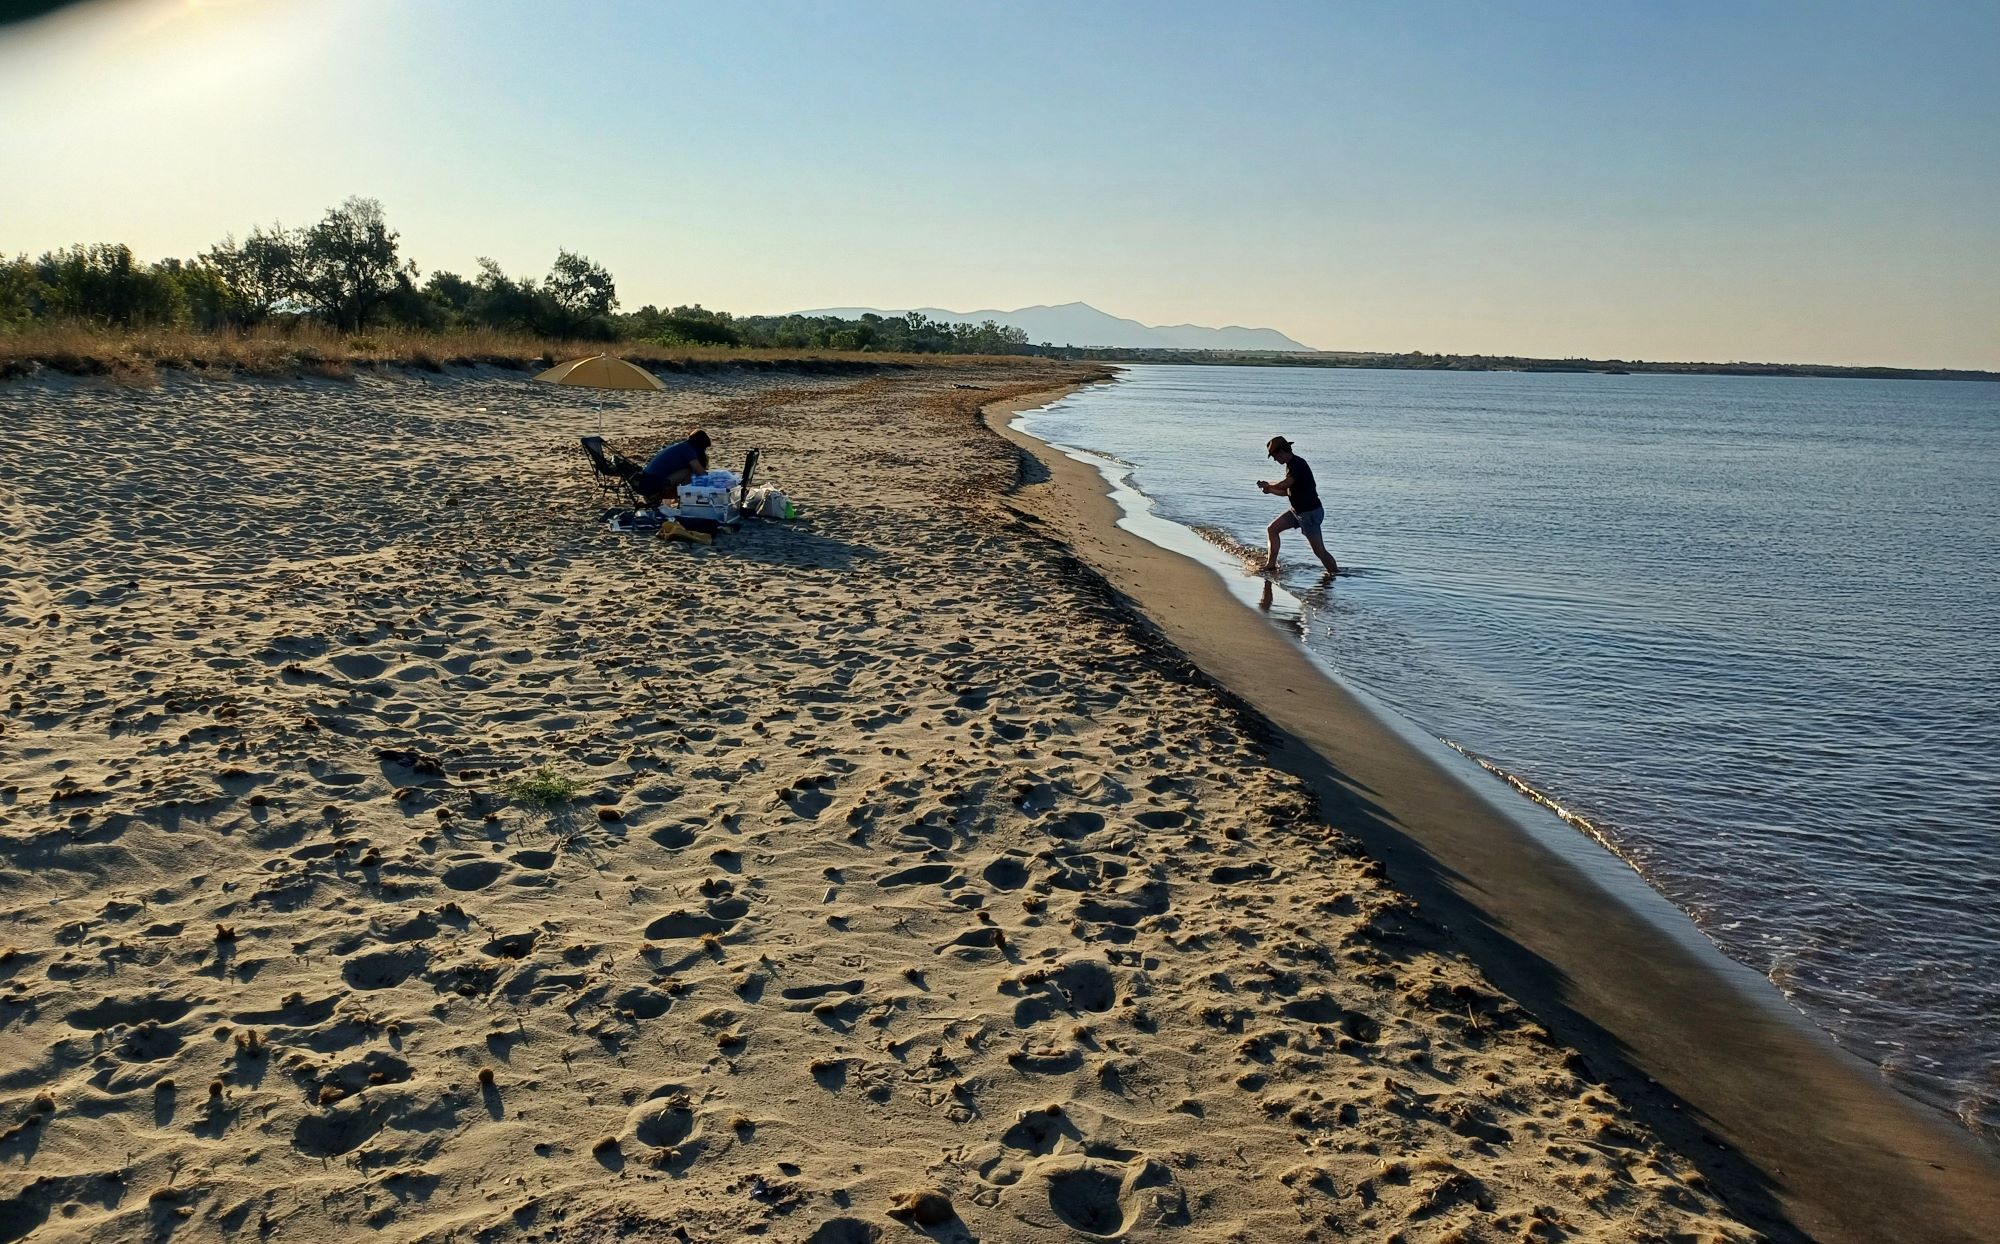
626, 1095, 696, 1147
643, 895, 749, 940
878, 863, 958, 889
1208, 860, 1274, 884
231, 993, 340, 1026
982, 856, 1032, 890
779, 979, 863, 1003
804, 1219, 882, 1244
321, 1051, 414, 1094
327, 910, 437, 952
1021, 1155, 1188, 1239
66, 995, 192, 1033
509, 848, 556, 871
1073, 881, 1171, 930
118, 1020, 183, 1062
1278, 995, 1381, 1043
621, 1088, 707, 1170
1010, 956, 1121, 1026
1044, 1162, 1132, 1236
1005, 1043, 1084, 1075
292, 1091, 405, 1158
893, 822, 954, 851
998, 1108, 1082, 1157
481, 931, 538, 960
649, 822, 698, 850
327, 652, 392, 682
614, 985, 673, 1019
441, 859, 508, 891
936, 926, 1008, 960
778, 774, 837, 819
341, 946, 430, 990
1044, 811, 1105, 841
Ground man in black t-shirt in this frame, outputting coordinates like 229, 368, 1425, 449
1256, 436, 1339, 576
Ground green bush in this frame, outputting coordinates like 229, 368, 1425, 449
500, 763, 582, 808
31, 243, 186, 327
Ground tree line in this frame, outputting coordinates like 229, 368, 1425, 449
0, 196, 1033, 354
626, 305, 1030, 354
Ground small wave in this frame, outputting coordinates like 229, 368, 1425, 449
1189, 522, 1263, 564
1023, 427, 1138, 472
1437, 738, 1636, 864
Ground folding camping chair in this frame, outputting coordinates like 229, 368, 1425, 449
580, 436, 647, 508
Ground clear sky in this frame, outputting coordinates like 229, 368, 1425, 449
3, 0, 1996, 368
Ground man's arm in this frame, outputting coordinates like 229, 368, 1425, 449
1261, 470, 1294, 496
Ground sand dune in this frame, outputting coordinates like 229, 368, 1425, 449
0, 365, 1751, 1241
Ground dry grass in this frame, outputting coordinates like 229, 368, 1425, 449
0, 322, 1041, 384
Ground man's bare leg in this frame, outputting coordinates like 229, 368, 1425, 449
1306, 532, 1339, 575
1256, 511, 1299, 574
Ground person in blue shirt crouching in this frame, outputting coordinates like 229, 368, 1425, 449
634, 429, 712, 507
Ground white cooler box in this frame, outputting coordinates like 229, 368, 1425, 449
677, 472, 742, 521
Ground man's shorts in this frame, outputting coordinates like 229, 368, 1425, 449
1293, 506, 1325, 537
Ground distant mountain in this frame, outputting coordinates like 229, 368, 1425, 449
792, 301, 1314, 352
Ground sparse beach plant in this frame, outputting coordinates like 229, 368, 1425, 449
500, 763, 582, 809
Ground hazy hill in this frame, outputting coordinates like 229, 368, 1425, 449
794, 301, 1314, 351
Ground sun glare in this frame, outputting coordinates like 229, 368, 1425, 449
134, 0, 287, 42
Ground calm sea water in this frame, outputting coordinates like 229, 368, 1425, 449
1018, 364, 2000, 1141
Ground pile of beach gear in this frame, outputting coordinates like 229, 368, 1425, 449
603, 467, 796, 538
675, 468, 797, 523
742, 484, 797, 520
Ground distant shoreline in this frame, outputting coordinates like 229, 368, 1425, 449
1024, 346, 2000, 383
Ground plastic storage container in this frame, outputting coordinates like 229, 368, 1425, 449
677, 480, 741, 521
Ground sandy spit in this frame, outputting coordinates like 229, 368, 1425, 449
0, 365, 1752, 1242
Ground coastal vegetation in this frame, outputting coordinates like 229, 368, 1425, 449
0, 322, 1006, 383
499, 763, 583, 809
0, 195, 1035, 378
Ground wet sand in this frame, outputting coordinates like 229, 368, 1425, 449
986, 384, 2000, 1244
0, 361, 1770, 1241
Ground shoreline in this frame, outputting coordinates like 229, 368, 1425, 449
984, 383, 2000, 1243
0, 361, 1957, 1240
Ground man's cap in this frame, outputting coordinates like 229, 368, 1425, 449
1266, 436, 1293, 453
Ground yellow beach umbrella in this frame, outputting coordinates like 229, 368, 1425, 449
533, 353, 665, 391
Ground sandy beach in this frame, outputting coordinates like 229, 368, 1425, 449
0, 360, 1809, 1242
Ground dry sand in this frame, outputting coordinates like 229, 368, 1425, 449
0, 364, 1757, 1242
